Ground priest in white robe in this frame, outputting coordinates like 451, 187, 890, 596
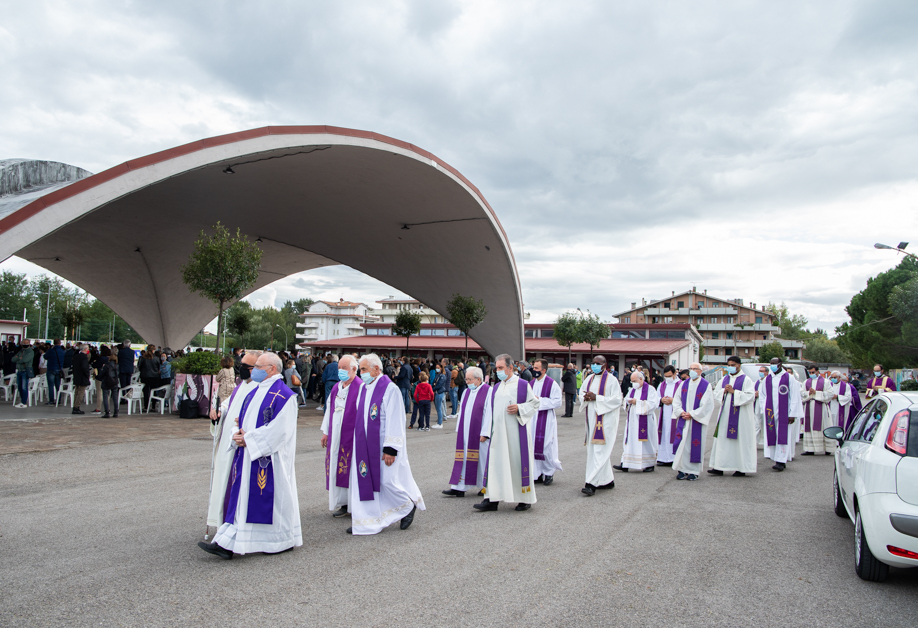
615, 370, 660, 472
321, 355, 360, 518
473, 354, 541, 512
757, 358, 804, 471
708, 356, 757, 476
827, 371, 854, 433
802, 365, 834, 455
205, 352, 258, 535
200, 353, 301, 559
347, 354, 424, 535
670, 362, 715, 481
443, 366, 492, 497
655, 366, 681, 466
530, 359, 563, 485
754, 365, 768, 447
578, 355, 623, 496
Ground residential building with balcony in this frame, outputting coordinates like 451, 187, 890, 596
295, 299, 378, 343
612, 288, 806, 364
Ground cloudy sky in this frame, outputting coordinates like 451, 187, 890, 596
2, 0, 917, 333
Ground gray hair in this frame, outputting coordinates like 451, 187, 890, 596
831, 370, 842, 378
466, 366, 483, 382
261, 352, 284, 373
495, 353, 513, 369
123, 340, 131, 346
339, 354, 358, 371
630, 370, 645, 381
360, 353, 383, 371
329, 354, 339, 363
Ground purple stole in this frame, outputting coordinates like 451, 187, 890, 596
224, 379, 293, 525
530, 376, 554, 460
354, 375, 393, 502
675, 378, 708, 463
449, 384, 491, 485
847, 385, 862, 430
715, 375, 746, 440
484, 378, 532, 493
325, 380, 360, 490
657, 380, 677, 444
764, 372, 790, 447
670, 381, 684, 444
625, 382, 650, 444
868, 376, 893, 393
804, 377, 826, 432
584, 371, 610, 444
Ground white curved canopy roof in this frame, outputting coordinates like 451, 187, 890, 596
0, 126, 524, 357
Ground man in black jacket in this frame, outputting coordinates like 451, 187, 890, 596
71, 345, 92, 415
561, 363, 577, 417
117, 340, 135, 390
395, 357, 412, 412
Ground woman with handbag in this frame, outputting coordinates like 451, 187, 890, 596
214, 356, 236, 406
284, 359, 307, 407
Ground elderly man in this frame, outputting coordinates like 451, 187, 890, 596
708, 356, 757, 477
757, 357, 803, 471
670, 362, 715, 481
655, 365, 681, 466
865, 363, 896, 399
205, 351, 259, 536
529, 359, 563, 486
199, 352, 301, 559
561, 363, 577, 418
802, 365, 834, 455
827, 370, 854, 433
321, 355, 360, 519
579, 355, 623, 495
474, 354, 541, 512
443, 366, 492, 497
615, 370, 660, 473
347, 354, 424, 535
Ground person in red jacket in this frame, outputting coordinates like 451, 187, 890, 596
414, 372, 434, 432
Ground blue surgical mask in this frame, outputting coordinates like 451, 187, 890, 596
689, 370, 700, 380
726, 366, 737, 375
758, 371, 767, 379
468, 383, 478, 391
338, 369, 349, 382
809, 373, 818, 379
830, 378, 839, 384
251, 368, 268, 383
497, 370, 508, 381
361, 372, 374, 384
591, 364, 602, 374
873, 371, 881, 377
769, 364, 779, 373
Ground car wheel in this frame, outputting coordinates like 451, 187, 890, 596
854, 508, 889, 582
833, 471, 847, 518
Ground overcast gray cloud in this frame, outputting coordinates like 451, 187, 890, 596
2, 0, 917, 334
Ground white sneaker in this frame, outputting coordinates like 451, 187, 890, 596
317, 406, 325, 412
16, 403, 26, 408
431, 424, 443, 429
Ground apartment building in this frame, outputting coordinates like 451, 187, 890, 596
295, 299, 378, 343
612, 288, 805, 364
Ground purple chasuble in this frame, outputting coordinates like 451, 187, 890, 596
715, 375, 746, 440
804, 377, 827, 432
625, 382, 650, 444
354, 375, 392, 502
484, 378, 532, 493
325, 380, 360, 490
224, 379, 293, 526
847, 385, 862, 430
449, 384, 490, 485
675, 378, 709, 463
764, 372, 790, 447
584, 371, 610, 445
530, 376, 554, 460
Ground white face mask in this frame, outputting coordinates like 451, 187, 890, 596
631, 382, 642, 389
665, 376, 675, 382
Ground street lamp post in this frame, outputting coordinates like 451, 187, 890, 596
875, 242, 917, 260
276, 324, 288, 351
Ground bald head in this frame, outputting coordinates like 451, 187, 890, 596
241, 352, 259, 366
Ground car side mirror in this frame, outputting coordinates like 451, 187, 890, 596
823, 425, 844, 444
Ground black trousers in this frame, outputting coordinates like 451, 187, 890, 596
564, 393, 576, 416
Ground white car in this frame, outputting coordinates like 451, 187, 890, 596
824, 392, 918, 581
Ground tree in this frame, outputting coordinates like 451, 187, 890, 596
836, 256, 918, 368
392, 309, 422, 354
227, 307, 252, 349
181, 222, 262, 352
802, 336, 849, 364
290, 298, 315, 314
764, 302, 810, 340
577, 313, 609, 360
0, 271, 33, 322
758, 341, 785, 363
553, 311, 582, 365
445, 294, 488, 360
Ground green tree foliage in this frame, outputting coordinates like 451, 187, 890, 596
889, 275, 918, 348
392, 309, 422, 353
227, 306, 251, 348
836, 256, 918, 369
758, 341, 786, 363
802, 336, 849, 364
900, 379, 918, 391
181, 222, 262, 353
764, 302, 810, 339
553, 311, 582, 365
445, 294, 488, 360
0, 270, 32, 321
171, 351, 222, 375
578, 313, 609, 359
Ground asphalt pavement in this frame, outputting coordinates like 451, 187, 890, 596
0, 401, 916, 627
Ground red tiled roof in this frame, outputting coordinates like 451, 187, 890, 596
301, 336, 689, 356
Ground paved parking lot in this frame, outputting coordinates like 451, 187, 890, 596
0, 401, 915, 627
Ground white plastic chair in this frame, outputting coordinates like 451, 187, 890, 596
123, 383, 145, 415
56, 379, 76, 408
27, 377, 45, 406
130, 372, 140, 385
0, 374, 15, 402
146, 383, 173, 414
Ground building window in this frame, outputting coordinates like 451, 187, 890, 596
726, 317, 734, 324
713, 348, 719, 355
541, 329, 554, 338
712, 301, 719, 307
525, 329, 536, 338
651, 317, 659, 323
762, 335, 767, 340
433, 329, 446, 336
712, 332, 719, 339
698, 301, 705, 308
623, 317, 630, 323
366, 329, 378, 336
711, 317, 718, 324
378, 329, 390, 336
677, 301, 684, 308
696, 317, 704, 325
650, 330, 667, 339
726, 332, 733, 339
420, 329, 433, 336
755, 316, 762, 324
744, 348, 749, 354
664, 302, 671, 308
447, 329, 464, 337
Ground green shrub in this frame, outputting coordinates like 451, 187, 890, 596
900, 378, 918, 391
172, 351, 222, 375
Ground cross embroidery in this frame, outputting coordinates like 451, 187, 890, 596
267, 391, 288, 404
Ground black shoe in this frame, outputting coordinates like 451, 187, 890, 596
772, 462, 786, 472
733, 471, 746, 477
263, 546, 294, 555
345, 527, 353, 534
534, 475, 545, 484
598, 481, 615, 490
686, 474, 698, 481
46, 401, 55, 406
400, 505, 417, 530
332, 505, 349, 518
802, 451, 815, 456
824, 452, 832, 456
656, 461, 673, 467
102, 413, 110, 418
515, 503, 531, 511
112, 413, 119, 418
473, 499, 498, 511
543, 475, 554, 486
441, 489, 466, 497
581, 484, 596, 496
707, 469, 723, 476
643, 466, 655, 473
612, 464, 628, 472
478, 488, 486, 497
677, 471, 687, 480
198, 541, 232, 560
72, 409, 84, 415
